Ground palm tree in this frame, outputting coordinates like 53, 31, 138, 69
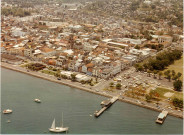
158, 72, 163, 80
147, 70, 151, 77
153, 70, 158, 79
138, 65, 143, 72
143, 63, 148, 72
95, 77, 98, 83
172, 75, 179, 81
134, 63, 140, 72
167, 70, 171, 74
171, 70, 176, 77
164, 70, 171, 81
55, 71, 61, 78
71, 73, 76, 82
168, 74, 171, 82
177, 72, 182, 79
109, 82, 114, 87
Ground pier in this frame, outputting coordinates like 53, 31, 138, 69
156, 110, 168, 124
94, 96, 119, 117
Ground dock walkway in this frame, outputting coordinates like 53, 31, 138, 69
94, 96, 119, 117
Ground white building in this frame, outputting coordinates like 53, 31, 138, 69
60, 71, 72, 78
24, 49, 33, 58
83, 42, 98, 51
111, 62, 122, 75
122, 55, 137, 65
158, 35, 173, 44
11, 27, 26, 37
76, 74, 91, 82
63, 49, 74, 56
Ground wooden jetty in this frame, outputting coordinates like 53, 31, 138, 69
156, 110, 168, 124
94, 96, 119, 117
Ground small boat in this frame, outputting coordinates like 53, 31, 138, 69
34, 99, 41, 103
156, 110, 168, 124
49, 114, 69, 133
7, 120, 11, 123
3, 109, 13, 114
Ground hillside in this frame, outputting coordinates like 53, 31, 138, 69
84, 0, 183, 28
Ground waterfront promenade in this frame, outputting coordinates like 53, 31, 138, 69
1, 62, 183, 119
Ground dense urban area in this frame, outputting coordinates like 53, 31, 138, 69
1, 0, 183, 118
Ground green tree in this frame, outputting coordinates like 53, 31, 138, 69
177, 72, 182, 79
153, 70, 158, 79
95, 77, 98, 83
90, 82, 94, 86
135, 45, 140, 49
109, 82, 114, 87
130, 1, 140, 11
81, 80, 86, 84
53, 68, 57, 71
134, 63, 140, 72
164, 70, 170, 76
158, 72, 163, 80
55, 72, 60, 77
116, 83, 122, 90
61, 75, 67, 79
172, 75, 179, 81
147, 70, 151, 77
143, 63, 148, 71
2, 7, 31, 17
145, 94, 152, 102
164, 70, 171, 81
168, 74, 171, 82
172, 98, 183, 108
171, 70, 176, 77
151, 5, 156, 9
71, 73, 77, 81
173, 80, 182, 91
89, 78, 93, 84
138, 65, 144, 72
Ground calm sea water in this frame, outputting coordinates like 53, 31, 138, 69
1, 68, 183, 134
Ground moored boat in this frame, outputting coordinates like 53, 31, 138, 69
34, 99, 41, 103
7, 120, 11, 123
49, 113, 69, 133
3, 109, 13, 114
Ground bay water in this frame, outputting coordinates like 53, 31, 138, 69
1, 68, 183, 134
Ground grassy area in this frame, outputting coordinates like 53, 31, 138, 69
103, 87, 115, 92
20, 63, 30, 67
153, 87, 183, 100
41, 70, 56, 76
163, 56, 183, 79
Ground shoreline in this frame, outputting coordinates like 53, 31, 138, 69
1, 62, 183, 119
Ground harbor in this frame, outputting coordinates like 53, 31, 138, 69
1, 68, 183, 134
1, 62, 183, 119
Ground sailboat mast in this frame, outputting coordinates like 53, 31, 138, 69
51, 118, 55, 129
62, 113, 63, 127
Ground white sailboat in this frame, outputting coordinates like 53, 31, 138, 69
49, 114, 69, 133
